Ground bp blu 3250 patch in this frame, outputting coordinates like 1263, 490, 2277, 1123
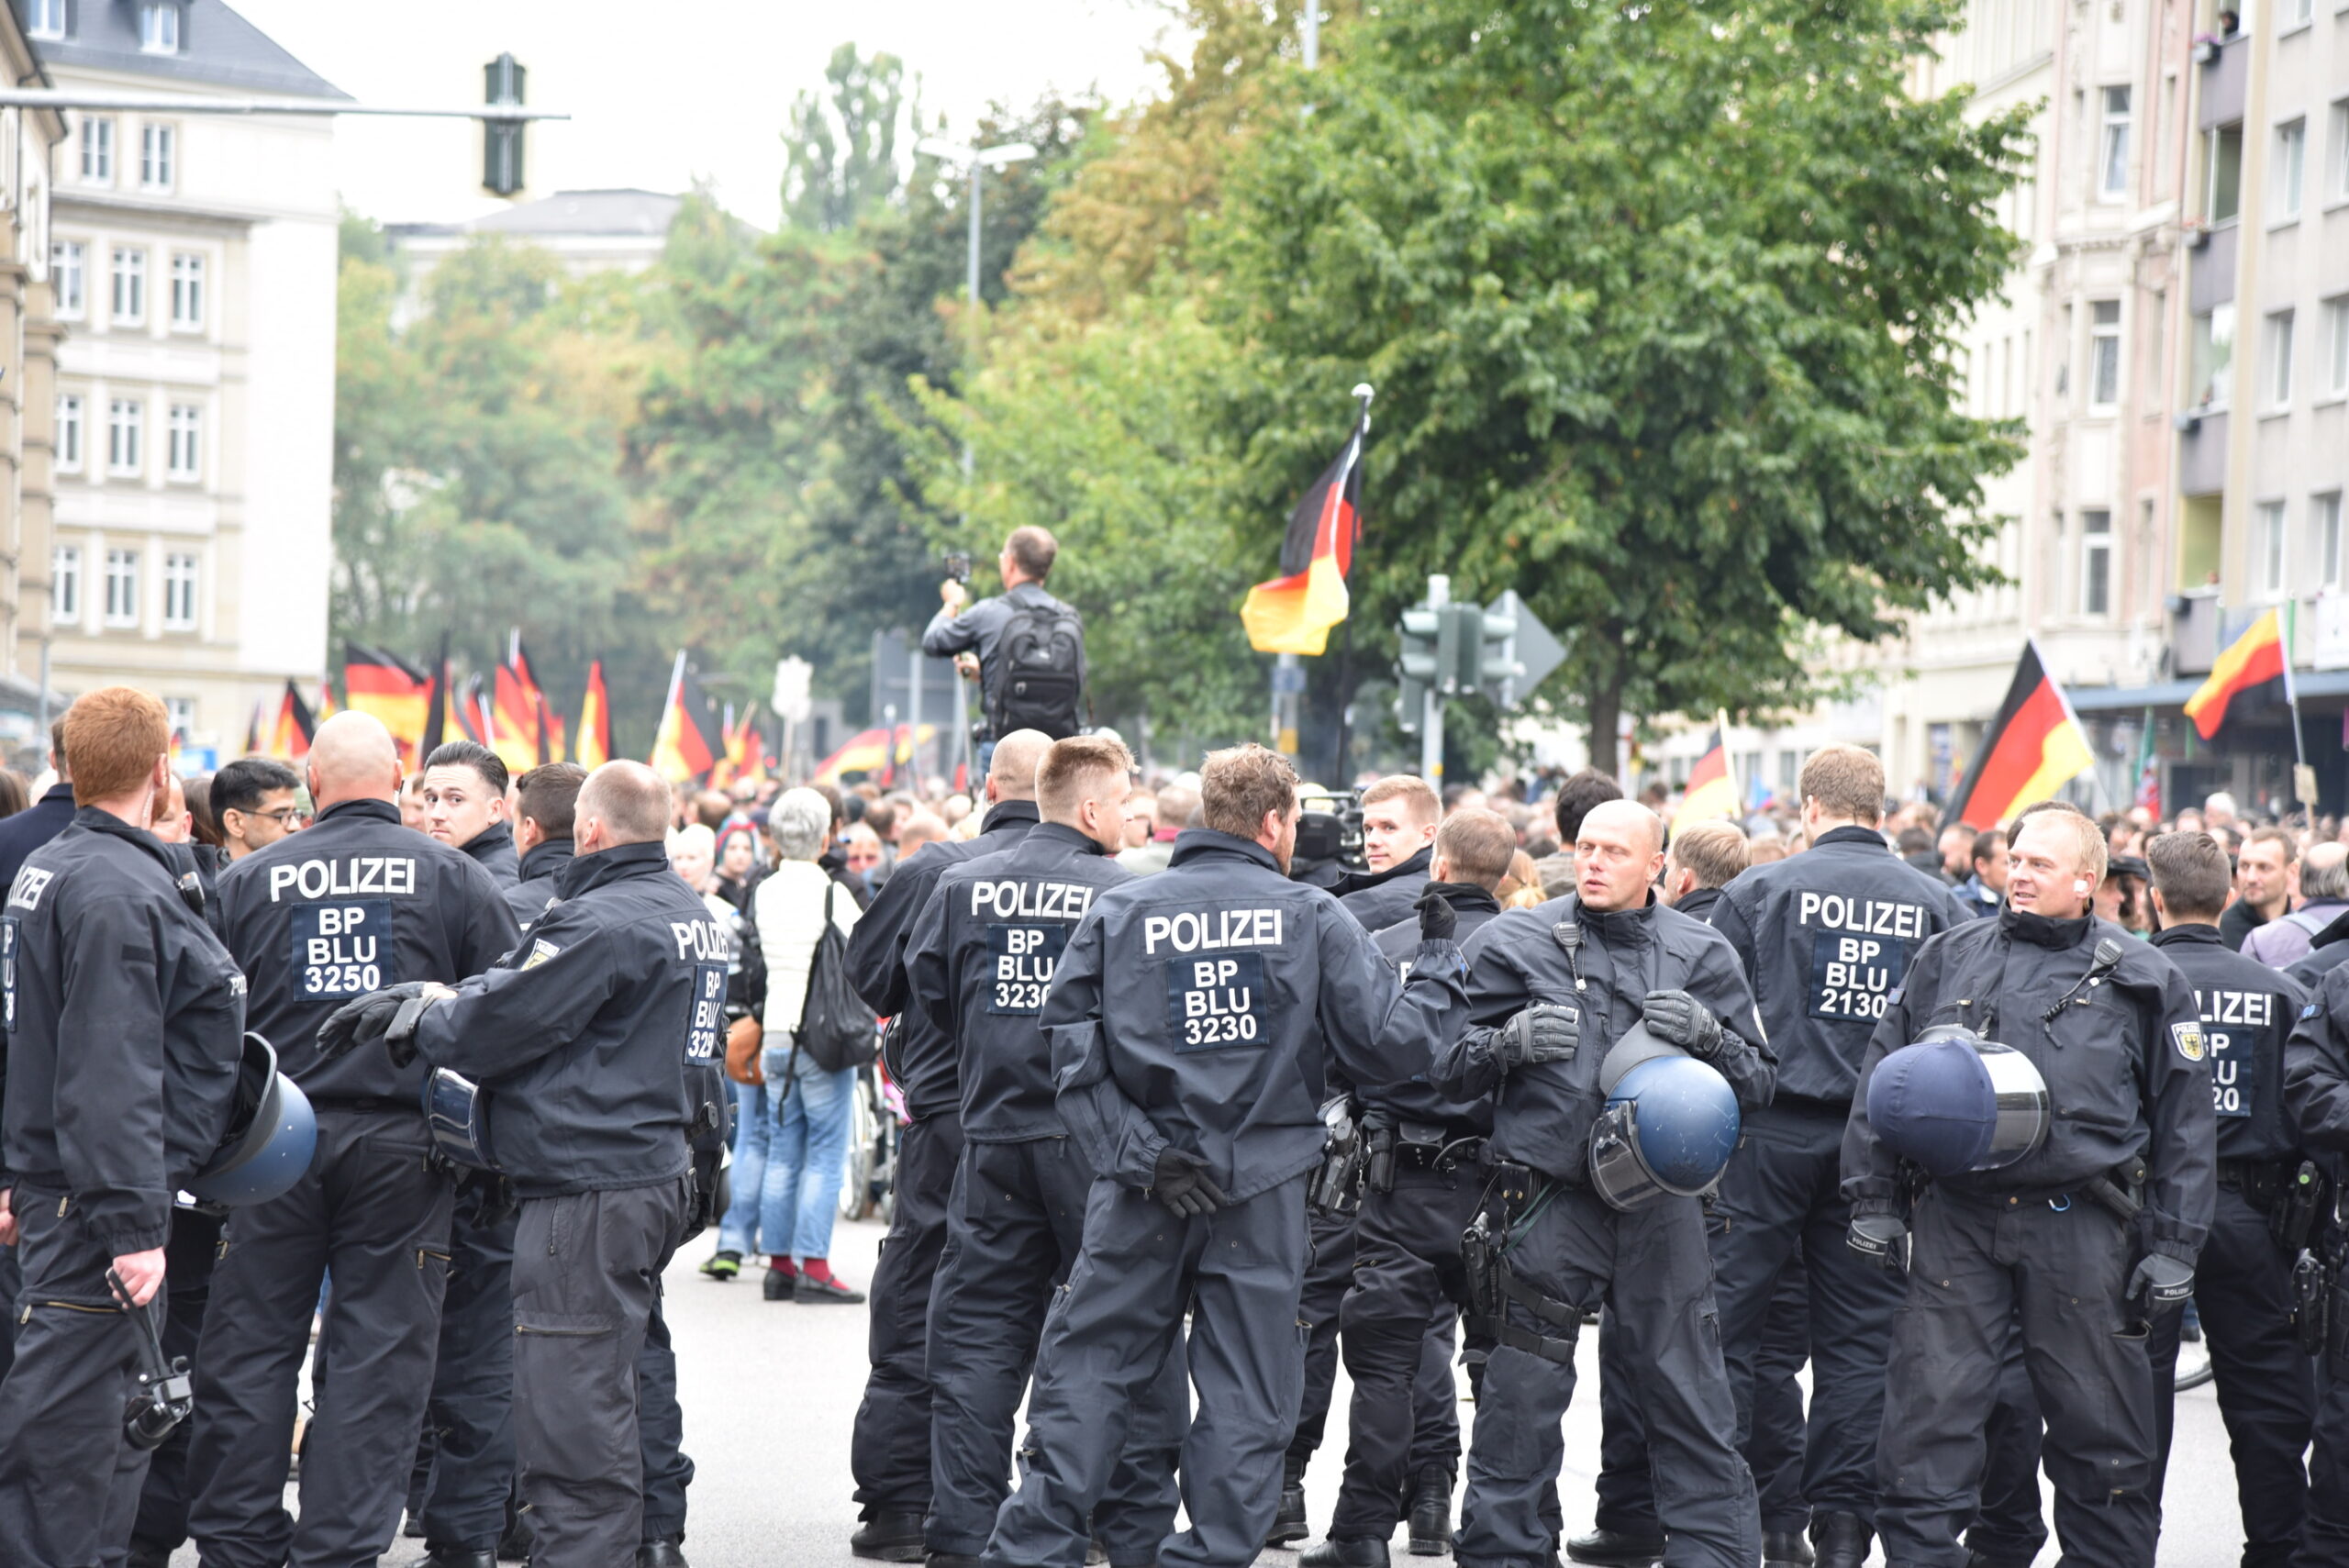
293, 900, 395, 999
1166, 951, 1270, 1052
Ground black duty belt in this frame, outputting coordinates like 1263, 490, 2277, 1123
1397, 1134, 1485, 1173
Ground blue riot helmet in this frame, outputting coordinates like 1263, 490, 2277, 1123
1865, 1025, 2049, 1179
1598, 1018, 1684, 1095
1589, 1053, 1742, 1212
184, 1033, 317, 1207
422, 1065, 499, 1171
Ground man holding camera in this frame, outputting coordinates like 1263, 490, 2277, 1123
926, 527, 1087, 751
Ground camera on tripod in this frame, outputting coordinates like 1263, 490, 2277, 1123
1292, 788, 1366, 877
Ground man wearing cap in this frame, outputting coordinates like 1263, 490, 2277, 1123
1843, 801, 2210, 1568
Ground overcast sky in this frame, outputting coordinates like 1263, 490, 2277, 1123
225, 0, 1183, 228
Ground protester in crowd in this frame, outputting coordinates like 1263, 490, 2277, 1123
1953, 828, 2007, 917
1935, 823, 1975, 884
180, 773, 223, 851
809, 784, 874, 911
737, 788, 866, 1303
714, 823, 761, 911
2224, 827, 2298, 950
0, 768, 26, 820
1497, 848, 1546, 909
896, 813, 950, 860
842, 822, 885, 895
1119, 782, 1195, 877
398, 772, 428, 832
1119, 787, 1157, 851
2245, 842, 2349, 968
211, 757, 303, 862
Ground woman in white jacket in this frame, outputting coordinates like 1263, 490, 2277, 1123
740, 787, 867, 1303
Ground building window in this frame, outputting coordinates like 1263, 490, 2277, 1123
2081, 509, 2113, 615
2099, 87, 2132, 199
2206, 123, 2243, 223
165, 697, 195, 743
78, 117, 112, 184
103, 548, 139, 627
162, 553, 196, 630
2331, 100, 2349, 206
139, 1, 180, 55
111, 247, 144, 326
2326, 297, 2349, 398
25, 0, 65, 40
55, 395, 82, 473
2266, 310, 2296, 408
167, 405, 200, 480
2277, 118, 2306, 221
2191, 304, 2235, 407
50, 239, 83, 319
107, 399, 142, 476
2256, 501, 2288, 600
2317, 494, 2344, 591
51, 545, 79, 623
2283, 0, 2314, 25
170, 253, 204, 329
2088, 301, 2121, 408
139, 123, 173, 191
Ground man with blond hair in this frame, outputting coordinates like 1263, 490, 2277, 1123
1341, 774, 1442, 932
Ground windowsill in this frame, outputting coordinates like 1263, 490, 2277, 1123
2317, 393, 2348, 408
106, 472, 142, 482
2086, 404, 2121, 417
2277, 17, 2313, 36
2259, 405, 2294, 419
166, 476, 199, 486
168, 325, 203, 337
139, 185, 173, 197
2270, 214, 2303, 230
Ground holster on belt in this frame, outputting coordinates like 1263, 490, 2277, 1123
1459, 1163, 1579, 1366
2293, 1245, 2330, 1359
1364, 1110, 1399, 1196
2084, 1159, 2146, 1226
2273, 1160, 2332, 1253
1310, 1118, 1365, 1218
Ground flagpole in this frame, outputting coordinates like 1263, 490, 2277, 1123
2288, 602, 2309, 771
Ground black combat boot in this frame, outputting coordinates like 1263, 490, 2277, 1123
1563, 1526, 1666, 1566
1264, 1451, 1310, 1548
1406, 1465, 1453, 1556
1809, 1511, 1871, 1568
1301, 1538, 1392, 1567
851, 1507, 929, 1562
1765, 1522, 1816, 1566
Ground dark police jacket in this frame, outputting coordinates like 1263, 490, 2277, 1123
906, 821, 1130, 1143
1362, 884, 1504, 1132
2286, 963, 2349, 1182
0, 780, 76, 893
848, 799, 1041, 1120
1042, 829, 1468, 1202
1339, 847, 1433, 933
411, 840, 730, 1199
1709, 824, 1970, 1106
507, 836, 575, 933
3, 809, 247, 1252
216, 798, 519, 1105
459, 820, 520, 890
1674, 885, 1725, 924
1430, 891, 1774, 1186
2150, 923, 2304, 1166
1842, 906, 2214, 1263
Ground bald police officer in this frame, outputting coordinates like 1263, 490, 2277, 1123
1845, 802, 2212, 1568
319, 761, 729, 1568
984, 743, 1468, 1568
0, 687, 249, 1568
185, 713, 520, 1568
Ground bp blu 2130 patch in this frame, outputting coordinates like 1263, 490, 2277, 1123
292, 900, 395, 999
1166, 951, 1270, 1052
1807, 931, 1910, 1022
685, 962, 727, 1063
985, 923, 1066, 1015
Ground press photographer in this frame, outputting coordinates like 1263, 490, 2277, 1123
924, 528, 1088, 757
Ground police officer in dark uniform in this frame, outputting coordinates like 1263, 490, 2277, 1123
843, 729, 1052, 1561
983, 742, 1468, 1568
1844, 802, 2213, 1568
1701, 744, 1969, 1568
1302, 806, 1519, 1568
1432, 798, 1773, 1568
184, 712, 520, 1568
319, 760, 729, 1568
0, 686, 249, 1568
2139, 829, 2312, 1566
507, 762, 585, 930
1337, 775, 1440, 933
2282, 931, 2349, 1560
907, 735, 1185, 1568
405, 738, 528, 1558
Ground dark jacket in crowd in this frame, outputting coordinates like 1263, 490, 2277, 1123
1708, 823, 1971, 1106
905, 821, 1131, 1143
507, 836, 576, 933
847, 799, 1041, 1121
216, 797, 519, 1103
459, 819, 520, 890
1043, 828, 1469, 1202
2221, 896, 2272, 952
1338, 846, 1434, 934
411, 840, 730, 1200
0, 782, 76, 893
1362, 882, 1504, 1132
1430, 892, 1774, 1186
2149, 923, 2306, 1166
2287, 907, 2349, 992
1843, 906, 2214, 1263
2, 809, 248, 1252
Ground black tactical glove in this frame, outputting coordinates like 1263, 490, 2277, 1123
1496, 1003, 1579, 1070
1148, 1146, 1230, 1219
2128, 1252, 2194, 1310
316, 982, 453, 1069
1848, 1213, 1908, 1268
1414, 884, 1458, 943
1642, 989, 1725, 1062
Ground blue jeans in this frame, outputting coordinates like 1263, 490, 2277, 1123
756, 1046, 855, 1263
717, 1078, 774, 1257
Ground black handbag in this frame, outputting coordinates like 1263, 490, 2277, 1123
796, 883, 879, 1073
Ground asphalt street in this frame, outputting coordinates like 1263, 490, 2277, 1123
175, 1207, 2247, 1567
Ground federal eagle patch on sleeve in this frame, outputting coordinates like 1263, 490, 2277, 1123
2171, 1021, 2207, 1062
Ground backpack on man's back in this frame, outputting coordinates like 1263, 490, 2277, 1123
988, 598, 1087, 740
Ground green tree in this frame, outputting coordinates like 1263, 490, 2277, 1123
1204, 0, 2032, 773
782, 43, 915, 233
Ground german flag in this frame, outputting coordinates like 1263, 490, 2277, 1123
493, 632, 550, 772
1942, 641, 2095, 830
575, 659, 612, 768
2184, 606, 2291, 740
453, 673, 489, 746
343, 643, 430, 764
814, 726, 892, 784
711, 703, 764, 790
264, 680, 316, 761
1671, 721, 1739, 833
1240, 408, 1366, 656
651, 651, 726, 784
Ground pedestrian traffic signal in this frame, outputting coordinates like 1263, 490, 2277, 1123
484, 54, 528, 197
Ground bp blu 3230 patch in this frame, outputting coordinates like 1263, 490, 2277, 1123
1166, 951, 1270, 1052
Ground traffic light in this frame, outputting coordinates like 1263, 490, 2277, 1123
1396, 605, 1441, 734
484, 53, 528, 197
